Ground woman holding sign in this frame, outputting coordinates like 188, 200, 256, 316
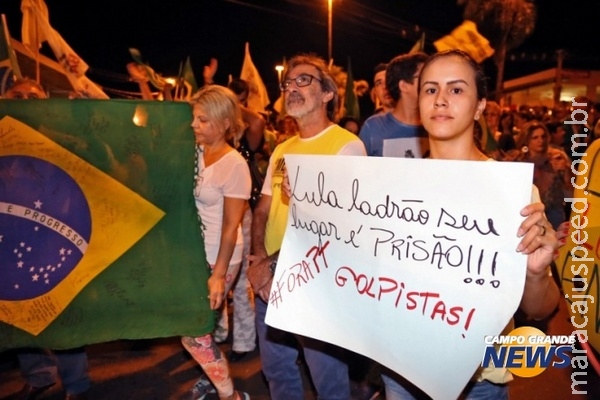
378, 50, 561, 399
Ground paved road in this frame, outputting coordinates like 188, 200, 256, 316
1, 299, 598, 399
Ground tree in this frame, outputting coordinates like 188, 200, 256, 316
458, 0, 537, 101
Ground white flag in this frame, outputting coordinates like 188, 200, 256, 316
240, 42, 270, 112
20, 0, 108, 98
20, 0, 49, 53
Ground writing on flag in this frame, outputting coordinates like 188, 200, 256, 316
0, 116, 165, 335
0, 100, 213, 350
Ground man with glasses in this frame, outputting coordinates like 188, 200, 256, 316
247, 53, 365, 400
359, 52, 429, 157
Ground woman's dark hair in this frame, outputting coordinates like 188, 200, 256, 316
500, 111, 514, 124
419, 49, 488, 100
227, 78, 249, 97
337, 116, 361, 133
545, 121, 562, 135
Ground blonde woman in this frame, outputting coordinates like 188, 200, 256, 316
183, 85, 251, 400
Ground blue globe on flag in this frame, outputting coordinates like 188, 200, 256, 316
0, 155, 92, 301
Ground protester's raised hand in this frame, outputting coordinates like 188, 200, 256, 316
203, 58, 218, 84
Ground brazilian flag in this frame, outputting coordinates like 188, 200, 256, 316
0, 99, 212, 350
555, 139, 600, 356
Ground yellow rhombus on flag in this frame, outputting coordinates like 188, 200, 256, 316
0, 99, 214, 351
434, 20, 494, 63
0, 116, 165, 335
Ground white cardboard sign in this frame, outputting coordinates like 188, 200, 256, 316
265, 155, 534, 400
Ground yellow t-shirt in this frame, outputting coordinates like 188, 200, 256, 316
262, 124, 365, 255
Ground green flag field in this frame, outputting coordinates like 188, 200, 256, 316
0, 99, 212, 350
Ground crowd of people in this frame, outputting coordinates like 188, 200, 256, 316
480, 96, 597, 231
3, 44, 598, 399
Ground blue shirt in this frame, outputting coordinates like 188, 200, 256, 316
359, 112, 427, 157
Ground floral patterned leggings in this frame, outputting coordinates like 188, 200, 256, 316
181, 260, 243, 399
181, 334, 234, 398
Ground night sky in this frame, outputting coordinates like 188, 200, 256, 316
1, 0, 596, 101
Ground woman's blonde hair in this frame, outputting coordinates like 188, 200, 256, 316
190, 85, 245, 146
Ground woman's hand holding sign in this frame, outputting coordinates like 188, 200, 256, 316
517, 201, 560, 320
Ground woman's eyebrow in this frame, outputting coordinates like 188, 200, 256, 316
446, 79, 469, 86
421, 79, 469, 86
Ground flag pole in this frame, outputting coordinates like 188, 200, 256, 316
34, 13, 40, 83
327, 0, 333, 63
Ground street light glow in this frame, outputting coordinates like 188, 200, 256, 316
275, 65, 284, 83
328, 0, 333, 63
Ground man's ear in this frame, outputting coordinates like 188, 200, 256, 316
398, 79, 409, 94
322, 91, 334, 103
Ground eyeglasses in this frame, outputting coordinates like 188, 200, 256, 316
279, 74, 322, 91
